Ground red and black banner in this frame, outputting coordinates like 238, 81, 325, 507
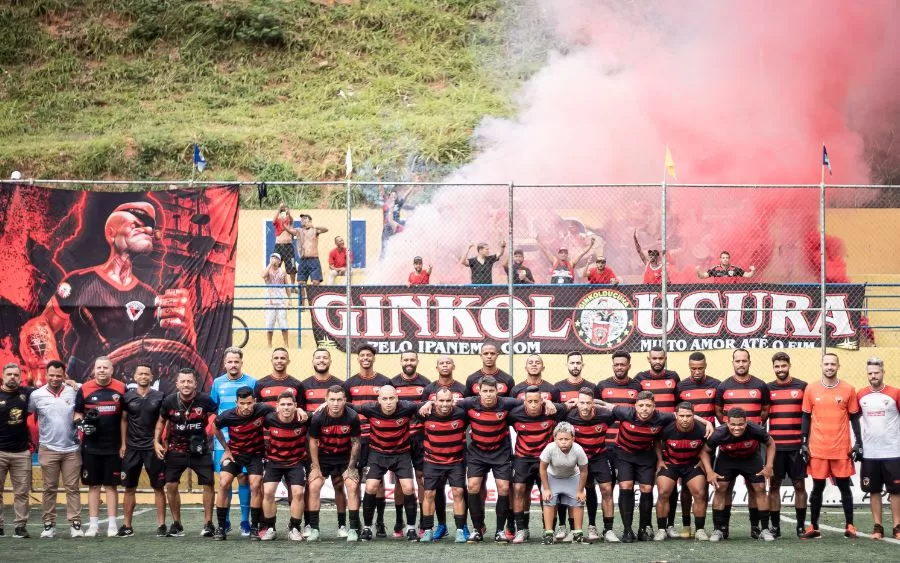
307, 284, 864, 355
0, 184, 238, 393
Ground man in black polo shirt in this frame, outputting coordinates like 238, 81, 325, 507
0, 363, 33, 539
460, 241, 506, 284
120, 363, 167, 537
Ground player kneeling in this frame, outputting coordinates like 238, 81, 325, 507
262, 392, 310, 541
539, 422, 588, 544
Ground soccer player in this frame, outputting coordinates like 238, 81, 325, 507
210, 347, 257, 536
74, 356, 126, 538
765, 352, 808, 538
155, 368, 218, 538
465, 343, 514, 397
800, 352, 862, 539
0, 363, 33, 539
509, 386, 567, 543
29, 361, 83, 538
262, 391, 309, 541
419, 387, 469, 543
344, 344, 392, 537
307, 386, 362, 542
212, 386, 276, 540
390, 351, 430, 537
706, 407, 776, 542
715, 348, 770, 538
255, 348, 304, 408
566, 387, 617, 542
654, 402, 711, 541
120, 363, 167, 537
356, 386, 421, 541
551, 352, 593, 404
539, 422, 589, 544
509, 355, 560, 402
857, 357, 900, 540
596, 351, 642, 490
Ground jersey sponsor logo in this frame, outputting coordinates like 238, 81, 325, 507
573, 290, 634, 351
56, 283, 72, 299
125, 300, 146, 321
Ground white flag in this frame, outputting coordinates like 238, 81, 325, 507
345, 147, 353, 178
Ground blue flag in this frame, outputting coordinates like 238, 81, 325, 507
822, 145, 832, 175
193, 144, 207, 173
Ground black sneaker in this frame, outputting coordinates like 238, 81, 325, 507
573, 531, 584, 543
201, 522, 215, 538
796, 527, 806, 538
637, 526, 652, 542
406, 528, 418, 542
116, 525, 134, 538
723, 527, 730, 539
468, 530, 483, 543
751, 526, 761, 539
212, 527, 226, 541
167, 522, 185, 537
770, 526, 781, 538
542, 530, 554, 545
157, 525, 168, 537
494, 530, 509, 543
13, 526, 30, 539
621, 529, 636, 543
0, 527, 4, 538
249, 527, 260, 541
375, 522, 387, 538
361, 527, 373, 542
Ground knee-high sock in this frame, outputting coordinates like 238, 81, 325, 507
375, 497, 386, 526
468, 493, 484, 530
495, 494, 510, 533
238, 482, 251, 523
557, 504, 567, 528
619, 489, 635, 530
585, 487, 598, 526
810, 479, 826, 528
835, 477, 854, 526
666, 486, 678, 527
363, 492, 377, 527
434, 491, 447, 526
639, 492, 653, 530
404, 494, 417, 528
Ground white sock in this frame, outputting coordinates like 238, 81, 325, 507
108, 516, 117, 529
89, 517, 99, 528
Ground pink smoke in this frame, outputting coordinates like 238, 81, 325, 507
370, 0, 900, 284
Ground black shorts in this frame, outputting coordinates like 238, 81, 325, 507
587, 455, 613, 485
81, 451, 122, 487
424, 461, 466, 490
658, 464, 704, 483
122, 449, 165, 489
320, 455, 351, 478
409, 435, 425, 471
715, 454, 765, 485
265, 464, 307, 486
358, 437, 371, 471
467, 447, 512, 482
861, 457, 900, 494
772, 449, 808, 483
165, 452, 215, 486
221, 453, 265, 476
512, 456, 540, 485
606, 445, 619, 483
615, 449, 656, 486
367, 451, 413, 481
297, 257, 323, 282
274, 243, 297, 275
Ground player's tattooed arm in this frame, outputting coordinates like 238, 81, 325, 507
344, 437, 361, 483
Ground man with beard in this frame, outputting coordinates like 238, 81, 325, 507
510, 355, 560, 402
765, 352, 808, 538
408, 256, 433, 286
465, 343, 514, 397
390, 352, 430, 537
262, 392, 309, 541
0, 363, 33, 539
502, 249, 535, 284
596, 352, 642, 489
554, 352, 594, 404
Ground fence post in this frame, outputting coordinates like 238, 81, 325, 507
820, 180, 827, 353
660, 179, 668, 351
507, 182, 515, 379
345, 179, 353, 379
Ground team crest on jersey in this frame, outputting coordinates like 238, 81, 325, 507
294, 429, 303, 435
650, 426, 659, 433
744, 441, 752, 447
496, 412, 504, 420
253, 419, 262, 427
863, 477, 870, 487
706, 389, 714, 398
340, 426, 349, 434
791, 390, 800, 399
690, 441, 699, 448
596, 425, 605, 432
112, 394, 120, 402
836, 397, 843, 404
749, 390, 758, 398
572, 290, 634, 351
451, 421, 460, 429
396, 418, 407, 426
56, 282, 72, 299
193, 407, 203, 416
541, 421, 549, 429
628, 390, 636, 398
665, 380, 673, 388
374, 419, 382, 425
125, 300, 146, 321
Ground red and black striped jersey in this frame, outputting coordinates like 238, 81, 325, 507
422, 406, 468, 465
75, 379, 127, 455
391, 373, 430, 436
659, 420, 707, 467
264, 411, 308, 466
465, 370, 514, 397
634, 370, 681, 412
766, 378, 807, 451
716, 376, 770, 424
344, 373, 391, 437
458, 396, 520, 452
422, 379, 467, 403
508, 404, 567, 459
707, 422, 769, 459
596, 376, 642, 447
301, 375, 345, 412
510, 380, 561, 402
308, 407, 360, 457
255, 375, 305, 408
565, 408, 615, 457
215, 403, 275, 456
611, 405, 674, 454
676, 376, 721, 423
555, 379, 596, 404
359, 401, 420, 455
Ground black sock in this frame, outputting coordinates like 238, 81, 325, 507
375, 497, 386, 526
395, 503, 405, 529
421, 514, 434, 530
810, 479, 825, 528
404, 494, 417, 528
568, 517, 575, 531
337, 511, 346, 527
289, 517, 300, 531
749, 506, 759, 528
712, 509, 724, 531
303, 510, 311, 527
657, 517, 667, 531
759, 510, 770, 529
639, 492, 653, 530
495, 494, 509, 533
667, 488, 678, 527
250, 507, 262, 528
796, 507, 807, 530
349, 509, 360, 532
507, 510, 515, 533
454, 514, 467, 530
695, 515, 705, 531
524, 512, 531, 529
514, 512, 526, 532
363, 492, 377, 527
603, 516, 614, 532
310, 510, 320, 531
723, 505, 732, 530
435, 492, 447, 526
619, 489, 635, 530
556, 504, 566, 528
468, 493, 484, 530
836, 478, 854, 525
771, 510, 781, 529
216, 507, 228, 530
585, 487, 598, 526
682, 494, 692, 527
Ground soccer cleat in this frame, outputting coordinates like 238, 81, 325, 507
604, 529, 621, 543
419, 529, 434, 542
249, 527, 260, 541
586, 525, 600, 542
84, 525, 100, 538
307, 528, 320, 542
722, 527, 730, 539
288, 528, 303, 541
621, 529, 635, 543
201, 522, 215, 538
260, 527, 276, 541
542, 530, 555, 545
844, 524, 857, 539
156, 524, 168, 538
336, 525, 348, 538
13, 526, 30, 539
759, 528, 776, 542
346, 528, 359, 542
116, 525, 134, 537
302, 524, 312, 539
461, 524, 471, 542
433, 524, 448, 541
637, 526, 653, 542
393, 529, 404, 539
871, 524, 884, 539
751, 526, 761, 539
653, 528, 667, 541
240, 521, 251, 537
554, 525, 567, 540
666, 525, 680, 539
573, 531, 584, 543
680, 526, 693, 539
708, 529, 724, 542
796, 527, 805, 538
406, 528, 418, 542
800, 526, 821, 539
770, 526, 781, 538
0, 528, 4, 537
561, 530, 574, 543
511, 529, 527, 544
361, 527, 373, 542
41, 523, 56, 539
454, 529, 467, 543
70, 522, 84, 538
694, 529, 710, 541
375, 522, 387, 538
494, 530, 509, 543
107, 526, 118, 538
468, 530, 483, 543
212, 527, 226, 541
505, 528, 515, 541
167, 522, 185, 537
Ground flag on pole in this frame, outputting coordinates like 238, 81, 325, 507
345, 147, 353, 179
822, 145, 832, 176
664, 145, 677, 179
193, 144, 207, 173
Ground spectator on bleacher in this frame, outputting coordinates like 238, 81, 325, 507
273, 204, 299, 289
379, 182, 417, 257
460, 241, 506, 285
583, 256, 620, 285
328, 236, 351, 285
695, 251, 755, 281
537, 235, 595, 284
408, 256, 432, 286
503, 249, 535, 285
634, 231, 668, 284
262, 253, 289, 348
297, 214, 327, 305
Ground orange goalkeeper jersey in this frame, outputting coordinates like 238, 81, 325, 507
802, 380, 859, 460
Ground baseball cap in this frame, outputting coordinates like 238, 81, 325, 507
270, 252, 281, 260
413, 256, 423, 263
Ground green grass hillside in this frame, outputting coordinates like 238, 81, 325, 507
0, 0, 519, 205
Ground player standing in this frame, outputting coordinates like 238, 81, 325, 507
262, 392, 309, 541
509, 355, 560, 402
390, 352, 430, 537
596, 351, 642, 506
465, 343, 514, 397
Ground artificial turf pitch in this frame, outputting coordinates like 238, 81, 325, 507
5, 506, 897, 562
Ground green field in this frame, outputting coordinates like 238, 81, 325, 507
7, 505, 897, 562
